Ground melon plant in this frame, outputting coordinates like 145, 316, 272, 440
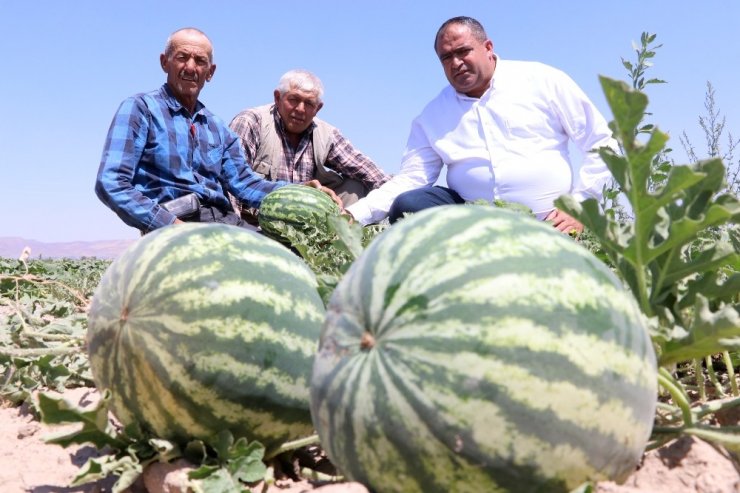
310, 205, 658, 493
258, 184, 341, 244
87, 223, 324, 453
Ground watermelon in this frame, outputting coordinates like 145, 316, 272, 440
310, 205, 657, 492
87, 223, 324, 452
258, 184, 340, 244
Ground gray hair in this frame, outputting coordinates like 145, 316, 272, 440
276, 69, 324, 102
434, 16, 488, 51
164, 27, 214, 62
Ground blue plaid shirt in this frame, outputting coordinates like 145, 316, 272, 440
95, 84, 285, 232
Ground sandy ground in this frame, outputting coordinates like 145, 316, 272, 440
1, 387, 738, 493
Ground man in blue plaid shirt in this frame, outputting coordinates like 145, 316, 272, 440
95, 28, 338, 234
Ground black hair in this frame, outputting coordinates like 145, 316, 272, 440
434, 16, 488, 52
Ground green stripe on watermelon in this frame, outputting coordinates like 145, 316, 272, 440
310, 205, 657, 492
87, 223, 325, 452
258, 184, 341, 244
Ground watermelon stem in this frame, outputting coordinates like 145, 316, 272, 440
658, 367, 694, 426
722, 351, 739, 397
360, 331, 375, 350
0, 346, 83, 358
263, 434, 320, 460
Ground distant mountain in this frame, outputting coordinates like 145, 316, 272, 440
0, 237, 136, 260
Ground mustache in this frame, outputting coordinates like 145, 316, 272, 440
179, 70, 198, 82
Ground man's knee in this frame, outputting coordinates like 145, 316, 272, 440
389, 187, 462, 223
389, 189, 424, 223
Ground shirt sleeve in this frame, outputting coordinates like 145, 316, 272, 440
324, 128, 390, 189
221, 128, 286, 209
94, 96, 176, 232
228, 109, 261, 165
549, 69, 617, 203
346, 117, 443, 225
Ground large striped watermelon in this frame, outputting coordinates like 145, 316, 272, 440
258, 184, 340, 244
87, 223, 324, 453
310, 205, 657, 492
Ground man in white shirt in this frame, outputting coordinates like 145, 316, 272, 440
346, 16, 616, 234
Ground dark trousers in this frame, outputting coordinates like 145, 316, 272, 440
388, 186, 466, 223
191, 205, 260, 232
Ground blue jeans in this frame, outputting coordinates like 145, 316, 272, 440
388, 186, 465, 223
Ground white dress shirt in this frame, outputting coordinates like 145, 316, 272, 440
347, 59, 616, 225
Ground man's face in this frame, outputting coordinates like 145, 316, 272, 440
160, 31, 216, 108
436, 23, 495, 98
273, 88, 323, 137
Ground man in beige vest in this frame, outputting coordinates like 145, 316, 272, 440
229, 70, 389, 220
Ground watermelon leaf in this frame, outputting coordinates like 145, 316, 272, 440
556, 76, 740, 366
39, 389, 126, 450
70, 454, 143, 491
189, 432, 267, 487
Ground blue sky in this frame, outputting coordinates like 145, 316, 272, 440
2, 1, 739, 242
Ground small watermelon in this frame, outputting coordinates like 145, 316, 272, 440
310, 205, 657, 492
258, 184, 340, 244
87, 223, 324, 453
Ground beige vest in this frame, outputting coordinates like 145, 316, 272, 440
250, 105, 368, 205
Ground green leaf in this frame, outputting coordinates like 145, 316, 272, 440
329, 215, 365, 260
210, 429, 235, 460
600, 76, 648, 145
194, 468, 245, 493
71, 454, 143, 492
227, 454, 267, 484
39, 389, 125, 449
188, 435, 266, 488
659, 298, 740, 366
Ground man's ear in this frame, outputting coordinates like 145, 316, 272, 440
160, 53, 167, 72
273, 90, 281, 105
207, 64, 216, 82
316, 102, 324, 114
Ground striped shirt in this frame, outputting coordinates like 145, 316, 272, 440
229, 105, 389, 187
95, 84, 285, 232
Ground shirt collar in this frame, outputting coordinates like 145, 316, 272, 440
454, 54, 499, 101
160, 83, 207, 117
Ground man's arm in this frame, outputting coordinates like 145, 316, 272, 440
346, 118, 443, 225
94, 97, 177, 232
221, 128, 286, 209
550, 69, 617, 203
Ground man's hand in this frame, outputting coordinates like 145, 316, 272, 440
303, 180, 344, 209
342, 208, 356, 224
545, 209, 583, 236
